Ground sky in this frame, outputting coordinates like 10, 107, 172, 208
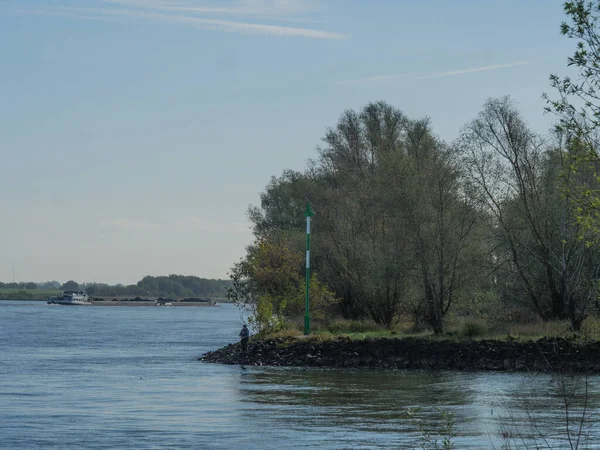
0, 0, 577, 284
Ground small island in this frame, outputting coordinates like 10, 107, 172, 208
202, 83, 600, 375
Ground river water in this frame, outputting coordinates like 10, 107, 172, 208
0, 300, 598, 449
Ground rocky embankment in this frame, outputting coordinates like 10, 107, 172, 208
200, 336, 600, 372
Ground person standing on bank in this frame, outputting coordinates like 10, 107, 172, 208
239, 324, 250, 354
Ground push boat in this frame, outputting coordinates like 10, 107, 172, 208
47, 290, 91, 305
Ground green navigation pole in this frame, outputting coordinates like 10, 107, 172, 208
304, 203, 314, 335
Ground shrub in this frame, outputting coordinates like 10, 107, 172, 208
248, 295, 286, 336
461, 320, 486, 339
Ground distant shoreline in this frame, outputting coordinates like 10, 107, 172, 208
1, 298, 225, 306
0, 298, 48, 302
90, 300, 219, 307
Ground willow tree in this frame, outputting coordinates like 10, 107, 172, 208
461, 97, 600, 330
308, 103, 484, 332
309, 103, 413, 327
400, 130, 483, 334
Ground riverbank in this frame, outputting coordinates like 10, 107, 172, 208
1, 296, 221, 305
3, 298, 219, 306
90, 300, 218, 306
200, 335, 600, 373
90, 297, 218, 306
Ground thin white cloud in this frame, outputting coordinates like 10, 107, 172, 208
105, 0, 321, 17
419, 60, 532, 79
17, 1, 346, 39
337, 60, 533, 85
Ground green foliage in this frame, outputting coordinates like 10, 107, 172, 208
247, 295, 285, 336
83, 275, 231, 298
136, 275, 231, 298
305, 273, 337, 321
251, 315, 285, 336
546, 0, 600, 242
228, 235, 338, 334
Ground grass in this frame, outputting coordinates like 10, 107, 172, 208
259, 316, 600, 343
260, 318, 435, 342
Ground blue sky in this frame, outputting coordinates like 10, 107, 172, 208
0, 0, 575, 284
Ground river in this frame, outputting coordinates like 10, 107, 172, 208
0, 300, 597, 449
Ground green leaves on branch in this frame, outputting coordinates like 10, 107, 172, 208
228, 236, 336, 335
546, 1, 600, 241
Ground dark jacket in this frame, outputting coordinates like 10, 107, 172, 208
239, 327, 249, 339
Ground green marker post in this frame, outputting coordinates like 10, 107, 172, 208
304, 203, 314, 335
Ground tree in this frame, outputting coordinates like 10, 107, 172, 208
313, 105, 483, 332
308, 102, 413, 326
400, 135, 483, 334
460, 97, 600, 330
61, 280, 79, 291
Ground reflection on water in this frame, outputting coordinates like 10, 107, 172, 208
236, 363, 599, 448
0, 301, 598, 449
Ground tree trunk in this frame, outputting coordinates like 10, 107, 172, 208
429, 309, 444, 335
568, 298, 585, 332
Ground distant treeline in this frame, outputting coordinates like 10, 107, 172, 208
0, 276, 232, 299
82, 275, 231, 298
0, 282, 35, 290
0, 281, 59, 290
